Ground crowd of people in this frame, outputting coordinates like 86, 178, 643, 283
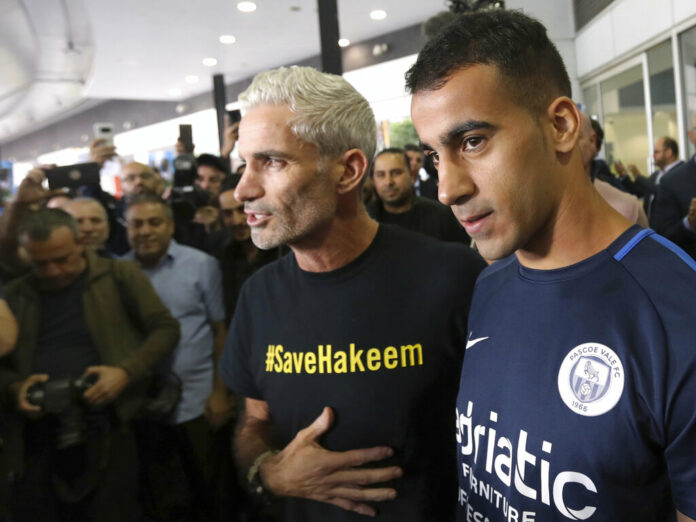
0, 8, 695, 522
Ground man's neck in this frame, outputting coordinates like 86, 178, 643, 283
516, 169, 632, 270
662, 159, 680, 173
383, 194, 414, 215
291, 206, 379, 273
136, 245, 169, 269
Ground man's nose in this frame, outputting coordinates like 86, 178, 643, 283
234, 167, 264, 202
437, 159, 475, 207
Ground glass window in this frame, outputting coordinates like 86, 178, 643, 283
647, 41, 678, 167
600, 65, 649, 172
582, 84, 603, 154
680, 25, 696, 158
583, 84, 601, 119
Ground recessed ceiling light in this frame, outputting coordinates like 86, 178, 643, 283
237, 1, 257, 12
185, 75, 199, 84
338, 38, 350, 47
202, 57, 218, 67
370, 9, 387, 20
168, 88, 182, 97
219, 34, 237, 44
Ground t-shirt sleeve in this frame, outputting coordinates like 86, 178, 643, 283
199, 256, 225, 323
219, 282, 263, 399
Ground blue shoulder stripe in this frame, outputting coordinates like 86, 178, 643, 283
612, 227, 696, 272
613, 228, 654, 261
649, 234, 696, 272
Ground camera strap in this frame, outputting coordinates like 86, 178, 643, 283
51, 430, 111, 504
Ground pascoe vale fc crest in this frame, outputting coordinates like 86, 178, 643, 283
558, 343, 625, 417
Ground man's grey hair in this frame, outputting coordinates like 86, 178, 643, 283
239, 66, 377, 161
18, 208, 79, 241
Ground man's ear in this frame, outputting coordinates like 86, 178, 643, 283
336, 148, 369, 195
545, 97, 580, 154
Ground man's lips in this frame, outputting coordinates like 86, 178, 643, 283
458, 211, 493, 235
245, 210, 271, 227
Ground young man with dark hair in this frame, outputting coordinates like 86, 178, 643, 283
214, 176, 279, 322
196, 153, 228, 201
368, 148, 470, 244
407, 9, 696, 522
404, 143, 438, 200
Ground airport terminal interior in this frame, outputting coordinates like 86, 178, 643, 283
2, 1, 696, 521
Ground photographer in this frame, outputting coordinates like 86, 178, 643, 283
0, 208, 179, 521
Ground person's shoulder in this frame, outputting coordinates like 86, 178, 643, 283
662, 158, 695, 185
172, 241, 218, 265
3, 271, 34, 297
379, 224, 484, 269
614, 231, 696, 310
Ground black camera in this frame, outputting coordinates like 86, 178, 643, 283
26, 374, 98, 449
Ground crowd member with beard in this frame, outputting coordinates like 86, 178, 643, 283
214, 176, 281, 323
64, 198, 112, 256
367, 148, 470, 244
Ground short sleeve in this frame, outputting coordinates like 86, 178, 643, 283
199, 256, 225, 323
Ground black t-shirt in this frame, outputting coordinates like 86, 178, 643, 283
369, 196, 471, 245
34, 272, 99, 379
221, 225, 486, 521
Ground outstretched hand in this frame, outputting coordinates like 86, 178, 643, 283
260, 407, 402, 517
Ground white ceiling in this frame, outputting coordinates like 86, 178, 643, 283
0, 0, 447, 144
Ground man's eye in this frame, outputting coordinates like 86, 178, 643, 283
463, 136, 484, 151
266, 158, 286, 168
426, 152, 439, 168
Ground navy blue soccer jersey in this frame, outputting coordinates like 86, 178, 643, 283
456, 226, 696, 521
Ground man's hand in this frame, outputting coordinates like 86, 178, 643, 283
81, 366, 129, 405
260, 407, 402, 517
13, 374, 49, 416
14, 169, 62, 206
89, 139, 117, 167
613, 160, 628, 178
628, 164, 642, 178
221, 115, 240, 158
205, 389, 235, 429
688, 198, 696, 229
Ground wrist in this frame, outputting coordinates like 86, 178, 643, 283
248, 449, 281, 500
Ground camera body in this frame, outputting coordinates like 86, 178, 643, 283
26, 374, 99, 449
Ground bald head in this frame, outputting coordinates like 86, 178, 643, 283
121, 162, 160, 197
64, 198, 109, 249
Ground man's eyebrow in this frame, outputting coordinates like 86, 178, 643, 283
440, 121, 494, 147
250, 150, 294, 160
